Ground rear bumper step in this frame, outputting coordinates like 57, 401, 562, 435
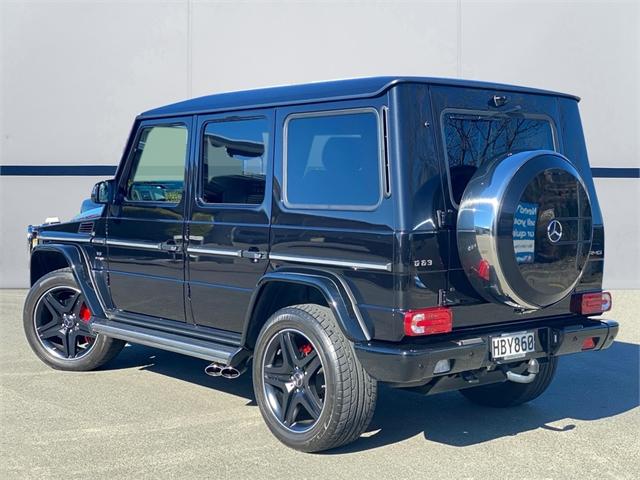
91, 320, 246, 365
354, 317, 619, 386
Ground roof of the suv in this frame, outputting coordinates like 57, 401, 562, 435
139, 76, 579, 119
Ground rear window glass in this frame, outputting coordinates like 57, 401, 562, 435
442, 111, 555, 206
284, 110, 381, 209
201, 117, 269, 205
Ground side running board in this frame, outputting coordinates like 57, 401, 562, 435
91, 321, 244, 365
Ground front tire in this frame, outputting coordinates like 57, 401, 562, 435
253, 304, 377, 452
23, 268, 125, 371
460, 357, 558, 407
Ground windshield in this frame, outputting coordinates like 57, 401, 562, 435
442, 111, 556, 206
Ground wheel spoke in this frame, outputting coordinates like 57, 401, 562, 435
37, 318, 61, 337
263, 368, 291, 390
43, 293, 65, 317
300, 349, 320, 373
299, 390, 323, 420
63, 330, 77, 358
76, 321, 93, 335
283, 391, 299, 425
65, 292, 82, 314
38, 324, 64, 340
279, 332, 299, 370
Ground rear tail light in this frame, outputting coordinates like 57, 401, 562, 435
404, 307, 452, 336
571, 291, 612, 315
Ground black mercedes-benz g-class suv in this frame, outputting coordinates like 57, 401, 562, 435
24, 77, 618, 452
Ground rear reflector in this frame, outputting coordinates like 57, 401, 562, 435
571, 291, 612, 315
404, 307, 452, 336
581, 337, 597, 350
477, 259, 490, 281
433, 359, 452, 374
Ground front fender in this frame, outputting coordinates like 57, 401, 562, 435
243, 270, 372, 345
30, 244, 106, 319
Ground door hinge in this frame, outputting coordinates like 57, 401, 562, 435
438, 288, 460, 306
437, 209, 456, 229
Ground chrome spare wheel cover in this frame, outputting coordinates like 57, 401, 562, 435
456, 150, 593, 310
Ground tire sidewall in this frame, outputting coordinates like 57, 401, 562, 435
252, 306, 340, 449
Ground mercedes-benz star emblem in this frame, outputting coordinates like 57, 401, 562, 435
547, 219, 563, 243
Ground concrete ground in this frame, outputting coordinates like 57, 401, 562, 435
1, 290, 638, 480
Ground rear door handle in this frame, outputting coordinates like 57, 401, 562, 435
241, 250, 267, 261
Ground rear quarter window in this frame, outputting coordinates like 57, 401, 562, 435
442, 110, 556, 207
284, 109, 382, 210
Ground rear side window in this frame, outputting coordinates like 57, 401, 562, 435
126, 124, 188, 203
284, 109, 381, 209
442, 111, 555, 206
201, 117, 269, 205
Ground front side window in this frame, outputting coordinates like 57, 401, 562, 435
442, 111, 555, 206
201, 117, 269, 204
285, 110, 381, 209
126, 124, 188, 203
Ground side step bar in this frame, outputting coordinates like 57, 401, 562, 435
91, 321, 244, 365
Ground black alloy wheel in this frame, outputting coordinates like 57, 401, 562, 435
253, 304, 377, 452
33, 286, 96, 360
261, 328, 325, 432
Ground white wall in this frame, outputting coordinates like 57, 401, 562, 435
1, 0, 638, 288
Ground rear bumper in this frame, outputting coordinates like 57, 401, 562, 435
354, 317, 618, 386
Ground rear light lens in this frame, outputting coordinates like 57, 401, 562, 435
477, 259, 490, 281
581, 337, 597, 350
571, 291, 612, 315
404, 307, 452, 336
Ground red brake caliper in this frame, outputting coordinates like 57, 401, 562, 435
78, 304, 94, 345
299, 343, 313, 356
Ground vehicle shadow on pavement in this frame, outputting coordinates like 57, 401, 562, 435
332, 340, 639, 453
102, 340, 638, 452
103, 343, 257, 405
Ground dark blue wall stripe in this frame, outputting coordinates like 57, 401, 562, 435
0, 165, 117, 176
0, 165, 638, 178
590, 167, 639, 178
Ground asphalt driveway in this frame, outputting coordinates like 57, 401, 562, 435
1, 290, 638, 479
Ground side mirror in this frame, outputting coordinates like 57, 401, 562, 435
91, 180, 114, 204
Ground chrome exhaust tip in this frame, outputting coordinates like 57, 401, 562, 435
204, 363, 224, 377
220, 366, 245, 379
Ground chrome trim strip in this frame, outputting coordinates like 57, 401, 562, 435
270, 253, 392, 272
38, 232, 92, 243
187, 246, 243, 258
106, 239, 160, 251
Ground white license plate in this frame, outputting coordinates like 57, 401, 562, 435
491, 331, 536, 360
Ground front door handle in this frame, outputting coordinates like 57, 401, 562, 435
159, 241, 180, 252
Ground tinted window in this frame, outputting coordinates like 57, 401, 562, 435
201, 118, 269, 204
285, 111, 381, 209
443, 112, 555, 205
126, 125, 188, 203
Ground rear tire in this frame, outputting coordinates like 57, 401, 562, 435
460, 357, 558, 407
23, 268, 125, 371
253, 304, 377, 452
